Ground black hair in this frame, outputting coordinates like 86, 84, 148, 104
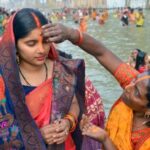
135, 48, 141, 53
13, 8, 48, 42
135, 51, 146, 70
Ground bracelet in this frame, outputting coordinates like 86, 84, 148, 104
75, 29, 83, 45
64, 113, 77, 132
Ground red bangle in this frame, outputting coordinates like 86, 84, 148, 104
75, 29, 83, 45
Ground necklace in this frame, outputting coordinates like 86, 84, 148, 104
19, 63, 48, 86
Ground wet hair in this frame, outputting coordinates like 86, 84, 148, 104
13, 8, 48, 42
135, 51, 146, 70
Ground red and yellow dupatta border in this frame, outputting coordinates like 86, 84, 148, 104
132, 128, 150, 150
114, 63, 139, 89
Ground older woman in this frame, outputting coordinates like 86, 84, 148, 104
42, 23, 150, 150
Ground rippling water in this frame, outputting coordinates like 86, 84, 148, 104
58, 10, 150, 116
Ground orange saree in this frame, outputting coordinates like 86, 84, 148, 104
26, 78, 52, 128
106, 63, 150, 150
25, 78, 75, 150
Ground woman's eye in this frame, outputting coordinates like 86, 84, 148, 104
26, 41, 36, 46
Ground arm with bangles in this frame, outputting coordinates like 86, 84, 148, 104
50, 94, 80, 144
40, 95, 79, 145
68, 28, 123, 75
42, 23, 123, 75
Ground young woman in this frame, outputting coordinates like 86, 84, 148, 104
0, 8, 104, 149
42, 23, 150, 150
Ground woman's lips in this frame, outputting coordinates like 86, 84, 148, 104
36, 56, 46, 61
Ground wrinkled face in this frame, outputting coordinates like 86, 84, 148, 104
122, 73, 150, 112
17, 28, 50, 66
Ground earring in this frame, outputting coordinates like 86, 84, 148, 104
144, 111, 150, 119
16, 52, 20, 64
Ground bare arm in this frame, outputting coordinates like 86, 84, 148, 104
80, 115, 117, 150
42, 23, 123, 74
68, 28, 123, 74
103, 136, 117, 150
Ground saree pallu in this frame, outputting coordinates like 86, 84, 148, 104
0, 11, 47, 149
106, 63, 150, 150
0, 9, 104, 149
25, 54, 104, 150
106, 99, 150, 150
58, 51, 105, 150
25, 56, 85, 150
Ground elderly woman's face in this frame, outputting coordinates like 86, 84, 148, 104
122, 73, 150, 112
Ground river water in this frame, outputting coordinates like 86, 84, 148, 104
58, 10, 150, 116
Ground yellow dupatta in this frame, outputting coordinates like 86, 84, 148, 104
106, 63, 150, 150
106, 99, 150, 150
106, 99, 133, 150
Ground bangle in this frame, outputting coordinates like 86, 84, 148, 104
75, 29, 83, 45
64, 113, 77, 132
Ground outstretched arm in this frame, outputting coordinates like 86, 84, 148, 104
42, 23, 123, 74
80, 115, 117, 150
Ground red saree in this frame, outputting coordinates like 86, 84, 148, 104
25, 78, 76, 150
26, 78, 53, 128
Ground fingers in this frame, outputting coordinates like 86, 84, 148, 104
40, 119, 70, 145
40, 124, 58, 144
53, 129, 69, 144
80, 114, 90, 130
42, 23, 57, 30
55, 119, 69, 132
40, 124, 57, 135
42, 26, 64, 43
42, 23, 69, 44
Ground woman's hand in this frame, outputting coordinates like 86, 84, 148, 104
82, 123, 108, 142
40, 123, 58, 145
52, 118, 70, 144
42, 23, 72, 43
40, 119, 70, 145
80, 114, 108, 143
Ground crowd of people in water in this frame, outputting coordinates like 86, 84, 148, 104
0, 5, 150, 149
0, 6, 146, 36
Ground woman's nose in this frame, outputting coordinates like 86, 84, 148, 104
38, 42, 45, 53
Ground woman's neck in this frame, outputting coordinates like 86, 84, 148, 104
133, 111, 145, 118
19, 62, 44, 73
19, 60, 49, 86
